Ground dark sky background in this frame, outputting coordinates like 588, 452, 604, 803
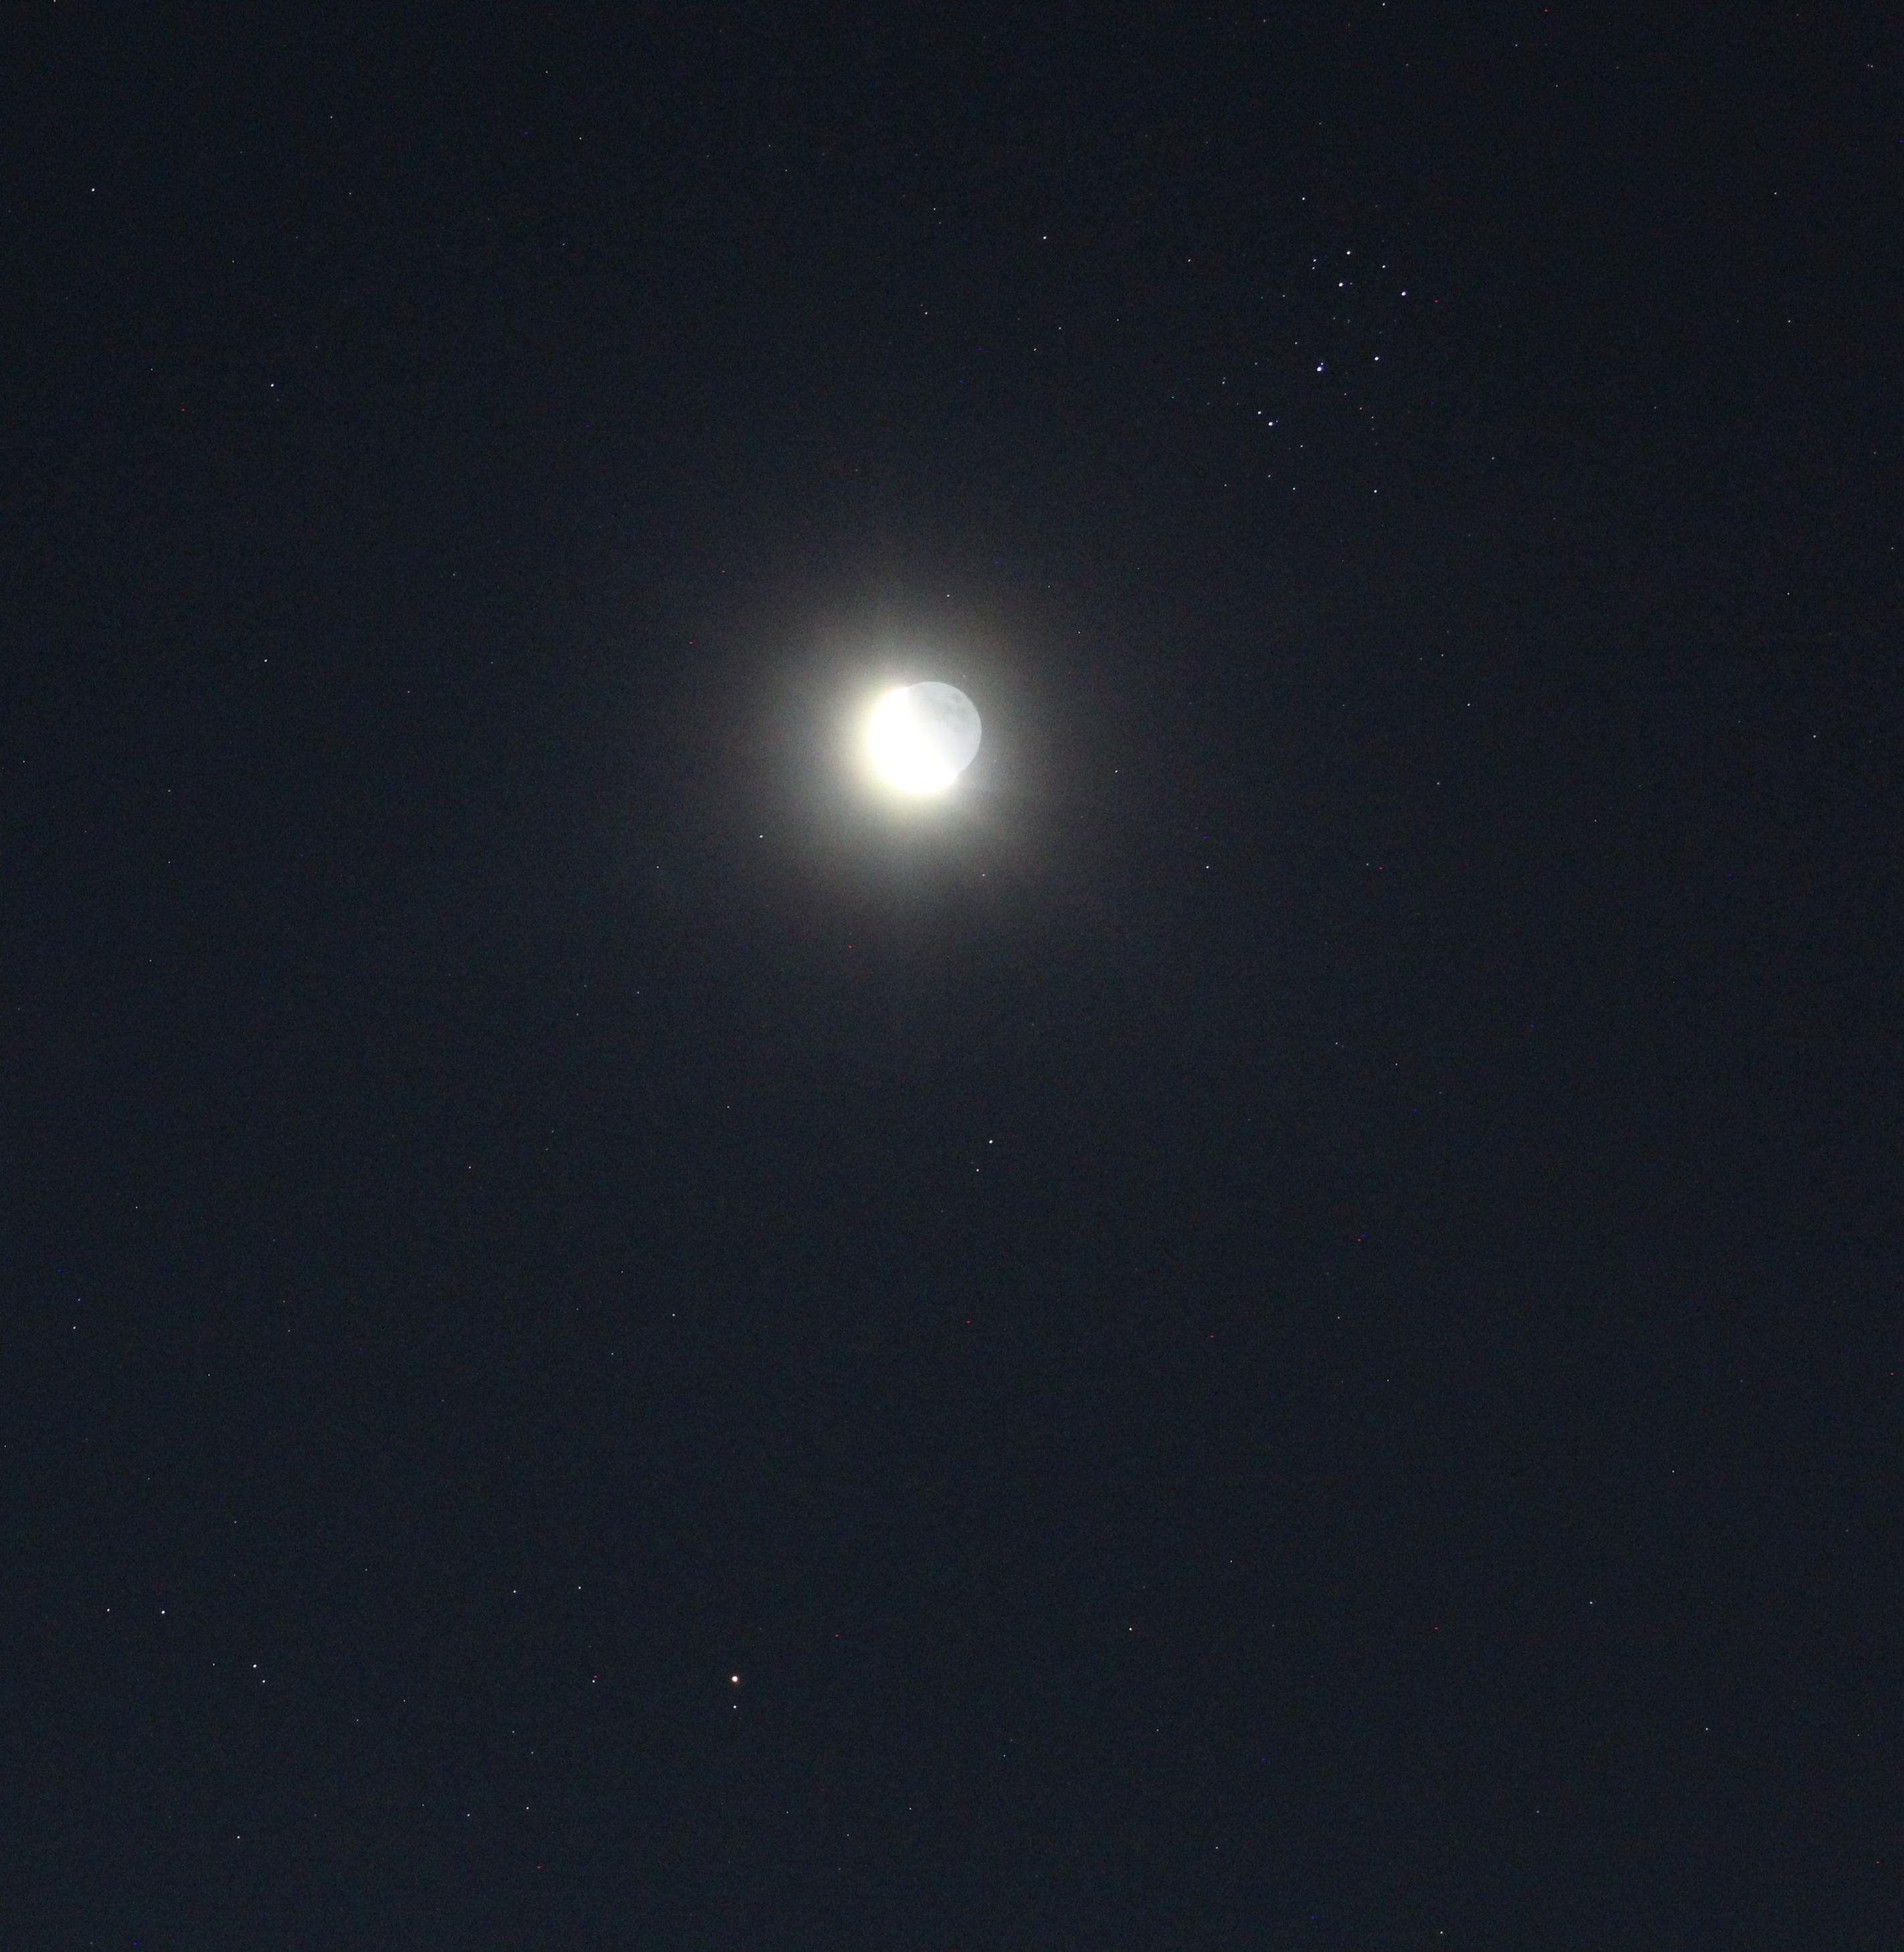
10, 5, 1900, 1947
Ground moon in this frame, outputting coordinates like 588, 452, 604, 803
865, 682, 982, 795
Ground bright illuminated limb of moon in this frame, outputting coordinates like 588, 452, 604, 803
865, 682, 982, 793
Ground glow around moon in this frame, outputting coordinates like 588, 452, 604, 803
865, 682, 982, 795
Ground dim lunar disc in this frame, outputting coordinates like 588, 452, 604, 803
865, 683, 982, 794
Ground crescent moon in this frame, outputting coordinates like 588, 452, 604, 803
865, 683, 982, 794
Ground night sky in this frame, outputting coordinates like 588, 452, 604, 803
12, 7, 1900, 1947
